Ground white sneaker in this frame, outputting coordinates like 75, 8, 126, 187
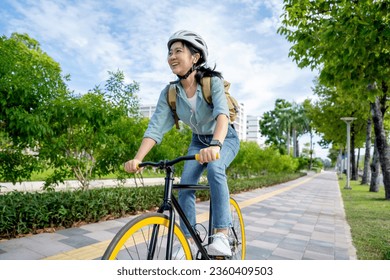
172, 241, 198, 260
207, 232, 232, 256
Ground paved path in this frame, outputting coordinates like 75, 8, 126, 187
0, 171, 357, 260
0, 177, 166, 193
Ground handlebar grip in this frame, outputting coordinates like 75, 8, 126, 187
195, 153, 220, 161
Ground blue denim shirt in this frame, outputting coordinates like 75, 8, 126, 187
144, 76, 229, 144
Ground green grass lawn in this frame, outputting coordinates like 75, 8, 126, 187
339, 176, 390, 260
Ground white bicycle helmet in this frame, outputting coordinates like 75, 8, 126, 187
167, 30, 208, 63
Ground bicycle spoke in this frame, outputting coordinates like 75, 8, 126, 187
102, 214, 191, 260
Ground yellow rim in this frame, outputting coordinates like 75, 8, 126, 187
230, 198, 246, 260
107, 215, 192, 260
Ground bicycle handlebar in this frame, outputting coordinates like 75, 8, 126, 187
137, 153, 220, 169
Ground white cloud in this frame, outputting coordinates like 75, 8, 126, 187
1, 0, 328, 157
5, 0, 137, 91
1, 0, 316, 115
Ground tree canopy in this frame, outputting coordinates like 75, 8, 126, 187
0, 33, 68, 182
278, 0, 390, 199
259, 98, 309, 156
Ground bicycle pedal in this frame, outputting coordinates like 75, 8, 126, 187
210, 255, 231, 260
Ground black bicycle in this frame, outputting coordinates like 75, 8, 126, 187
101, 154, 246, 260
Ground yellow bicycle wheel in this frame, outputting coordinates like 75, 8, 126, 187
102, 213, 192, 260
229, 198, 246, 260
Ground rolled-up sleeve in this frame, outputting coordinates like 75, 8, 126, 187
143, 86, 175, 144
210, 77, 229, 120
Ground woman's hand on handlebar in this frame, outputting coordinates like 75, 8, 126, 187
198, 146, 220, 164
124, 159, 142, 173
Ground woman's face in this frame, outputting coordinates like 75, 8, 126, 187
167, 41, 197, 76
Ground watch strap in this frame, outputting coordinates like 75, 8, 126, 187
209, 139, 223, 148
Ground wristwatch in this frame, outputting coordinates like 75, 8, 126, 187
209, 139, 223, 149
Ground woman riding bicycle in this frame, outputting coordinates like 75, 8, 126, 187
124, 30, 240, 258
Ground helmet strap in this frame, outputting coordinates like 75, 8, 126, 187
177, 64, 196, 80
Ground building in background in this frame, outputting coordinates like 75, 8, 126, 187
140, 104, 156, 119
246, 115, 264, 146
232, 102, 246, 141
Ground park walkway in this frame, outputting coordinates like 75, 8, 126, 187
0, 170, 356, 260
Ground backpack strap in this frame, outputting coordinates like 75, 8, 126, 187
201, 77, 231, 103
201, 77, 235, 123
167, 83, 180, 129
201, 76, 212, 104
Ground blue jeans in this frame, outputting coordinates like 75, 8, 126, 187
178, 125, 240, 237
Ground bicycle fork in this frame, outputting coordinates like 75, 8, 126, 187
147, 208, 176, 260
148, 166, 177, 260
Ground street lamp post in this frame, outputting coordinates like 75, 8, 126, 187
341, 117, 356, 189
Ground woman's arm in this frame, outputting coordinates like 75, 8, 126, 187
124, 137, 156, 173
212, 114, 229, 144
198, 114, 229, 164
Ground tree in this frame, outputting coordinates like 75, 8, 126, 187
302, 99, 316, 169
279, 1, 390, 199
306, 81, 367, 180
289, 101, 310, 157
40, 71, 142, 190
0, 33, 68, 183
260, 99, 309, 156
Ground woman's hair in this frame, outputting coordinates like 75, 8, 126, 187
195, 65, 223, 85
179, 40, 223, 84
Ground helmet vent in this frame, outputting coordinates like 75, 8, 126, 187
195, 39, 205, 46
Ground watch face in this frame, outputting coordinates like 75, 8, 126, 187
210, 140, 222, 147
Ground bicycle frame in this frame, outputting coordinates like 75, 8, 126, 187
139, 155, 212, 260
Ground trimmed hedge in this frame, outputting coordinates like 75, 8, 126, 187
0, 172, 304, 239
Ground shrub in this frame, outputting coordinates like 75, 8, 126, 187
0, 186, 164, 239
0, 172, 304, 239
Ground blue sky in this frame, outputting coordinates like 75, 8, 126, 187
1, 0, 328, 157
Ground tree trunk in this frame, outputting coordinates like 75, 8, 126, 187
287, 124, 291, 155
370, 94, 390, 200
351, 125, 358, 180
292, 127, 297, 157
361, 117, 372, 184
336, 148, 343, 175
356, 148, 360, 178
370, 142, 380, 192
309, 132, 314, 170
